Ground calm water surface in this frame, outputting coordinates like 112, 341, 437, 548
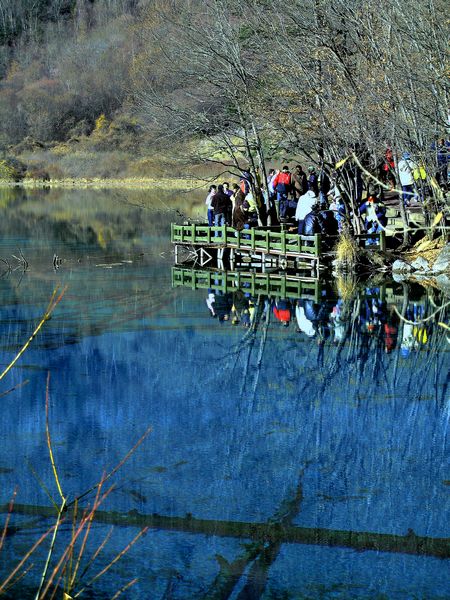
0, 188, 448, 599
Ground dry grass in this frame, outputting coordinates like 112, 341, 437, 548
336, 274, 358, 302
335, 232, 359, 269
403, 236, 446, 266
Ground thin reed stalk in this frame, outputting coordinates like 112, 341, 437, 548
0, 286, 67, 383
34, 500, 66, 600
73, 528, 148, 598
77, 527, 114, 582
38, 484, 115, 600
45, 373, 64, 503
70, 425, 152, 507
0, 489, 17, 553
110, 578, 139, 600
0, 525, 55, 593
67, 479, 107, 594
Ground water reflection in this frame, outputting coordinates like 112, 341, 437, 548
0, 188, 448, 599
178, 268, 448, 402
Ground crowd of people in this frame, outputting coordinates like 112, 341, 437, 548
205, 164, 347, 240
204, 142, 449, 241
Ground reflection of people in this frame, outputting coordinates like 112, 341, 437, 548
400, 323, 418, 358
330, 300, 345, 343
231, 290, 249, 325
206, 290, 216, 317
213, 292, 232, 322
295, 300, 316, 336
384, 306, 399, 353
273, 299, 291, 326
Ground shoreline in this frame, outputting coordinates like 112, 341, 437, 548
0, 177, 204, 191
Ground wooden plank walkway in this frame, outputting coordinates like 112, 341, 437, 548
172, 267, 322, 301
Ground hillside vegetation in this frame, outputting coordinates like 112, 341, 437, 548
0, 0, 447, 189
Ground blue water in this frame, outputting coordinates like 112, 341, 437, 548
0, 188, 448, 599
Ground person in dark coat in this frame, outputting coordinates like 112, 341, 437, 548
301, 208, 322, 235
307, 166, 319, 195
232, 184, 249, 230
317, 200, 339, 250
212, 184, 232, 227
292, 165, 308, 199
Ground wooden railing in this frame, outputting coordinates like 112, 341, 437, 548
171, 224, 321, 257
172, 267, 322, 301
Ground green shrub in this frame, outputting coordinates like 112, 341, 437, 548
0, 157, 26, 181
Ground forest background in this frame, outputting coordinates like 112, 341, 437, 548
0, 0, 447, 190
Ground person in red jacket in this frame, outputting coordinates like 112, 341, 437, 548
271, 165, 293, 220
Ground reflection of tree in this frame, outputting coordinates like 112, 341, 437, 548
196, 464, 307, 599
214, 280, 449, 405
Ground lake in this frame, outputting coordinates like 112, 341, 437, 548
0, 187, 448, 599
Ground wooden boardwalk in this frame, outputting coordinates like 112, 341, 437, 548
172, 224, 386, 276
172, 267, 323, 301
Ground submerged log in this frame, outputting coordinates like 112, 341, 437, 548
3, 503, 449, 559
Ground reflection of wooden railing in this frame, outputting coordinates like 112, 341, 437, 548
4, 503, 449, 559
171, 224, 321, 257
172, 267, 322, 301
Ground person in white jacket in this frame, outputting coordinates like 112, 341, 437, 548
295, 190, 317, 233
397, 152, 418, 206
205, 185, 217, 226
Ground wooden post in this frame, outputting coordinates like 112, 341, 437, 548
314, 234, 321, 257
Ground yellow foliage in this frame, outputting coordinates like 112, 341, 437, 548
335, 156, 349, 169
97, 226, 113, 249
94, 114, 108, 133
0, 160, 21, 181
51, 144, 71, 156
432, 211, 443, 227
